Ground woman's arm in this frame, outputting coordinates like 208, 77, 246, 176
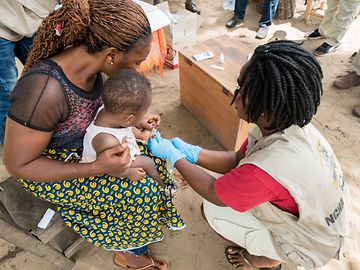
175, 158, 226, 206
197, 149, 244, 174
170, 137, 245, 174
148, 135, 228, 206
4, 119, 131, 182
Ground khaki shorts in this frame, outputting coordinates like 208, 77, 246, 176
203, 199, 283, 261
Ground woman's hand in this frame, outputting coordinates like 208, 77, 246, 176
4, 119, 132, 182
148, 132, 185, 166
170, 137, 202, 164
136, 114, 161, 131
94, 139, 132, 175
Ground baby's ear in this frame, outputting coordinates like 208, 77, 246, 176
127, 114, 135, 124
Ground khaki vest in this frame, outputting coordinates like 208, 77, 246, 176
240, 124, 347, 269
0, 0, 57, 41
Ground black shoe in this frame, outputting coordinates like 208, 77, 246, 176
185, 0, 201, 15
314, 42, 341, 56
307, 28, 323, 39
225, 16, 243, 28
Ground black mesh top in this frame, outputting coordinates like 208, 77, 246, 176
8, 59, 103, 149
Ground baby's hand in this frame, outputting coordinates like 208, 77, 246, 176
147, 116, 160, 129
138, 129, 155, 142
128, 167, 146, 182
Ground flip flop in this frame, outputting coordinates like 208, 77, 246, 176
225, 246, 281, 270
114, 252, 167, 270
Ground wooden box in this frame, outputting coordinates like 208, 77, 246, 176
179, 35, 253, 150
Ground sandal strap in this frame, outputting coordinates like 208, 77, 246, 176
237, 248, 258, 269
130, 256, 155, 270
114, 252, 156, 270
225, 246, 281, 270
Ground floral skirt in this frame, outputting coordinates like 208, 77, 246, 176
18, 143, 185, 251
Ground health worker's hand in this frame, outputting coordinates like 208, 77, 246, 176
170, 137, 201, 164
148, 132, 185, 166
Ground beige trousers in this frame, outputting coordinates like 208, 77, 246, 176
203, 199, 283, 262
353, 49, 360, 75
319, 0, 360, 45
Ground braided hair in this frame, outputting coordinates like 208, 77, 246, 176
237, 40, 323, 130
24, 0, 151, 72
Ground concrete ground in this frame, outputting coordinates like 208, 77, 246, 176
0, 0, 359, 269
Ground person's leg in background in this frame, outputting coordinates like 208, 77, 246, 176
333, 48, 360, 117
307, 0, 338, 39
203, 200, 282, 268
256, 0, 279, 39
318, 0, 339, 37
0, 35, 34, 145
226, 0, 248, 28
185, 0, 201, 14
152, 0, 200, 15
0, 38, 17, 145
14, 35, 34, 65
314, 0, 360, 56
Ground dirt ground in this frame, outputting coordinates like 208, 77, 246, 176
0, 0, 359, 269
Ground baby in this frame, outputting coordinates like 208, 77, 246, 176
81, 69, 165, 187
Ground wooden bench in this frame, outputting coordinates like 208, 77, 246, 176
0, 177, 87, 270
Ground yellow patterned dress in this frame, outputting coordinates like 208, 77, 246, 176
19, 144, 185, 250
10, 60, 185, 251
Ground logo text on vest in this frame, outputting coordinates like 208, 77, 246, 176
325, 198, 344, 226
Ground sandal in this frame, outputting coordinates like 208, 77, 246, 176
225, 246, 281, 270
114, 252, 167, 270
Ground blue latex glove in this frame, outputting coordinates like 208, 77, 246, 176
170, 137, 201, 164
148, 132, 186, 166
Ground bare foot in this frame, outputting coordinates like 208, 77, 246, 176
172, 170, 188, 189
128, 167, 146, 182
225, 246, 281, 269
114, 251, 167, 269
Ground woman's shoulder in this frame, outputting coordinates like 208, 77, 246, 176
22, 59, 67, 86
15, 64, 64, 99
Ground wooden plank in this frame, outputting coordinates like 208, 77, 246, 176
63, 237, 87, 258
304, 0, 313, 21
0, 199, 15, 224
0, 218, 75, 270
31, 218, 65, 244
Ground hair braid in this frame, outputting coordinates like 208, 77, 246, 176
24, 0, 151, 72
238, 40, 323, 129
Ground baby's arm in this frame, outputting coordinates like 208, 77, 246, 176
92, 133, 146, 181
92, 133, 131, 178
132, 127, 154, 142
132, 156, 165, 187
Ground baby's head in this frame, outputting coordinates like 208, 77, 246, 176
102, 69, 151, 127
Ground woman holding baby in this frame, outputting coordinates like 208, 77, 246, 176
4, 0, 183, 269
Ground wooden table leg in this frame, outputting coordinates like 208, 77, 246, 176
304, 0, 314, 21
